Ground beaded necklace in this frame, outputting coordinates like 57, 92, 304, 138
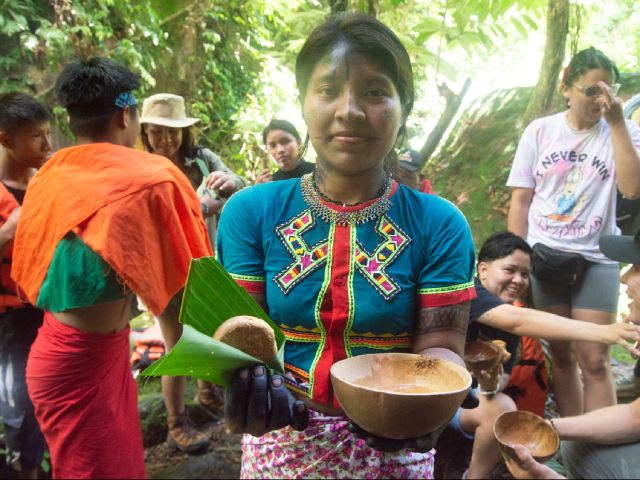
300, 173, 393, 226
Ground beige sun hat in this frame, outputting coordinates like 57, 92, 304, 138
139, 94, 202, 128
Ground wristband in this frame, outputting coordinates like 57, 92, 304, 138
201, 202, 208, 216
478, 386, 499, 396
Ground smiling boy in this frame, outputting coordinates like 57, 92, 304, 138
0, 92, 50, 480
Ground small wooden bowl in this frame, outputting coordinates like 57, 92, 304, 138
464, 341, 503, 372
330, 353, 471, 440
493, 411, 560, 464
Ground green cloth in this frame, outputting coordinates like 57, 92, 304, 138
36, 233, 128, 312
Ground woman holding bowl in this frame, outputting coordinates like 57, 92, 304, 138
216, 13, 477, 479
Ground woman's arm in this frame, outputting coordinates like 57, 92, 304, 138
601, 84, 640, 199
553, 398, 640, 445
507, 187, 534, 239
479, 304, 640, 355
412, 301, 470, 367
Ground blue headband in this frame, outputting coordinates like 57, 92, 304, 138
115, 92, 137, 108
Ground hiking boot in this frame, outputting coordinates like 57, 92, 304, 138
166, 414, 210, 453
194, 385, 225, 415
616, 375, 640, 400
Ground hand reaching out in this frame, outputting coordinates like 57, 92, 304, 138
205, 171, 236, 194
506, 445, 565, 480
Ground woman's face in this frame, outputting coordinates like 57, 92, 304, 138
562, 68, 614, 127
478, 250, 531, 304
266, 129, 301, 171
621, 265, 640, 324
144, 124, 182, 160
302, 49, 404, 175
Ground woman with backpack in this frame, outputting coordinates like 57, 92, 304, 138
140, 93, 247, 452
507, 47, 640, 416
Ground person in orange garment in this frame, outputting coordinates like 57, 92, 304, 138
11, 57, 212, 479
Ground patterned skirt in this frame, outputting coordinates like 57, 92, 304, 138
241, 409, 435, 479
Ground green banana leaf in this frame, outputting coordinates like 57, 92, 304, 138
141, 257, 285, 389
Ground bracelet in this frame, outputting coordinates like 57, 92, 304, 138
478, 386, 499, 396
549, 419, 558, 433
201, 202, 209, 216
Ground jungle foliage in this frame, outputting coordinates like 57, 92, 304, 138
1, 0, 549, 179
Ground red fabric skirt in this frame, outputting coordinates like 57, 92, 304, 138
26, 312, 146, 479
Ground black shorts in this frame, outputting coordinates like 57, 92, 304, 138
0, 306, 46, 471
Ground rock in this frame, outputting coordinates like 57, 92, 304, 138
151, 453, 238, 479
139, 394, 168, 448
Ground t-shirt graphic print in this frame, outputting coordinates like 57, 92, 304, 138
507, 111, 640, 263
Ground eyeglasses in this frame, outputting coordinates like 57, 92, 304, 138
575, 83, 621, 97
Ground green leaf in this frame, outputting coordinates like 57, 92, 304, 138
478, 0, 491, 22
141, 257, 285, 387
510, 17, 528, 38
521, 14, 539, 30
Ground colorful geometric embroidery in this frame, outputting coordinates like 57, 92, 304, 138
274, 210, 329, 295
348, 330, 413, 350
280, 324, 323, 343
354, 216, 411, 301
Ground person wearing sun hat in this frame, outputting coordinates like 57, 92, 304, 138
139, 93, 247, 453
504, 232, 640, 480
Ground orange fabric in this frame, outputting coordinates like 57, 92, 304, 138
12, 143, 212, 316
0, 183, 22, 312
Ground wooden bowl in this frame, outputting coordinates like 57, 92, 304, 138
464, 341, 503, 372
330, 353, 471, 440
493, 411, 560, 464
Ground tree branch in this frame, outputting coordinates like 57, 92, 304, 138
419, 77, 472, 163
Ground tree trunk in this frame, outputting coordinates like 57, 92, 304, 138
521, 0, 570, 131
419, 77, 472, 162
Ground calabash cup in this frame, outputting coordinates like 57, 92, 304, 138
464, 341, 503, 392
493, 411, 560, 465
330, 353, 471, 440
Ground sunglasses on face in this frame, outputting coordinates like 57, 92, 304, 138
575, 83, 621, 97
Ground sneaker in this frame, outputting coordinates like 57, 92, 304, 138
166, 414, 210, 452
616, 375, 640, 400
194, 386, 225, 415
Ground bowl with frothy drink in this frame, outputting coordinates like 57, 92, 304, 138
330, 353, 472, 440
493, 411, 559, 464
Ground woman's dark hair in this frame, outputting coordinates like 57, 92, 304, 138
478, 231, 533, 264
262, 119, 301, 145
562, 47, 620, 88
55, 56, 140, 137
140, 124, 196, 162
0, 92, 50, 133
295, 13, 414, 173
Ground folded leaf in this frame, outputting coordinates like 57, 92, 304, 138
141, 257, 286, 385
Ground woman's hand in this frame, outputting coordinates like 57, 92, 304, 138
225, 365, 309, 437
255, 169, 273, 184
506, 445, 565, 479
205, 171, 236, 194
600, 322, 640, 355
598, 81, 625, 127
346, 389, 478, 453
